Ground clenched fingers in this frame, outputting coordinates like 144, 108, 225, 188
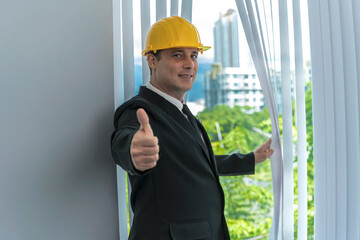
130, 130, 160, 172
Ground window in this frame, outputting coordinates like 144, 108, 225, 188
116, 0, 318, 239
189, 2, 273, 239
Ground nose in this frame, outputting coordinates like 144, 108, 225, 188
183, 54, 194, 69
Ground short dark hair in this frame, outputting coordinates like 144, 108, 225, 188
147, 50, 162, 60
147, 50, 162, 75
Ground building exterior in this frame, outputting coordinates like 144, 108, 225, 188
208, 9, 265, 112
269, 69, 297, 115
213, 9, 240, 68
209, 9, 303, 114
205, 63, 265, 112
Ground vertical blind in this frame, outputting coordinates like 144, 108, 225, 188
112, 0, 127, 238
235, 0, 284, 238
236, 0, 309, 239
292, 0, 307, 238
140, 0, 150, 85
279, 0, 295, 238
308, 0, 360, 239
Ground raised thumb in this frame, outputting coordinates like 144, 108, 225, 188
136, 108, 153, 135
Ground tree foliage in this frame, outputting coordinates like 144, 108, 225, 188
197, 106, 274, 239
196, 81, 314, 239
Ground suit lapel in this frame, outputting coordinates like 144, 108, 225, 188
138, 87, 214, 168
196, 120, 218, 173
166, 106, 211, 160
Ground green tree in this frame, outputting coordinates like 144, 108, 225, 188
197, 105, 274, 239
197, 81, 314, 239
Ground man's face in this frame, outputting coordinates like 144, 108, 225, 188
148, 48, 199, 101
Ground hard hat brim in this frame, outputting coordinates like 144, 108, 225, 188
142, 46, 211, 56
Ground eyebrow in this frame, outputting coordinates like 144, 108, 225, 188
171, 49, 199, 55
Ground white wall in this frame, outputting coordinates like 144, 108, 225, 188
0, 0, 119, 239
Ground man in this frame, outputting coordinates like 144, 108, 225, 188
111, 16, 273, 240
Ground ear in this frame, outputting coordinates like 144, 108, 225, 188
147, 54, 157, 71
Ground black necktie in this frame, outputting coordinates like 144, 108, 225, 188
182, 104, 209, 157
182, 104, 201, 134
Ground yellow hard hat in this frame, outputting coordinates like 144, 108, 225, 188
141, 16, 211, 56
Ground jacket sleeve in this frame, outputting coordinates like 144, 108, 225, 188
110, 106, 140, 175
111, 104, 157, 176
215, 152, 255, 176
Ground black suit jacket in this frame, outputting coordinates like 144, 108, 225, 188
111, 86, 255, 240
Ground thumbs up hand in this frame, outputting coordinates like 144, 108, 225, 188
130, 109, 160, 172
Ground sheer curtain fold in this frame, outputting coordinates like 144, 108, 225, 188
236, 0, 311, 239
156, 0, 167, 21
114, 0, 128, 238
181, 0, 193, 22
308, 0, 360, 239
339, 0, 360, 238
115, 0, 137, 237
278, 0, 294, 239
351, 0, 360, 237
141, 0, 151, 85
235, 1, 283, 239
122, 0, 135, 101
121, 0, 136, 228
170, 0, 179, 16
330, 1, 348, 239
307, 2, 327, 239
292, 0, 307, 238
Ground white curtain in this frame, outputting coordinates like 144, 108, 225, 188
308, 0, 360, 239
235, 0, 308, 239
235, 0, 283, 238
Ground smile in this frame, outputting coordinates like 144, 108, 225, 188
178, 74, 193, 78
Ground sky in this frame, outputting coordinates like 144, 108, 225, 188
192, 0, 240, 62
131, 0, 311, 66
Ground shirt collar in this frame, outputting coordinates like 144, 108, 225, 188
146, 83, 184, 112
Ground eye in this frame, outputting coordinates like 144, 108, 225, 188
191, 54, 198, 59
172, 54, 181, 58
